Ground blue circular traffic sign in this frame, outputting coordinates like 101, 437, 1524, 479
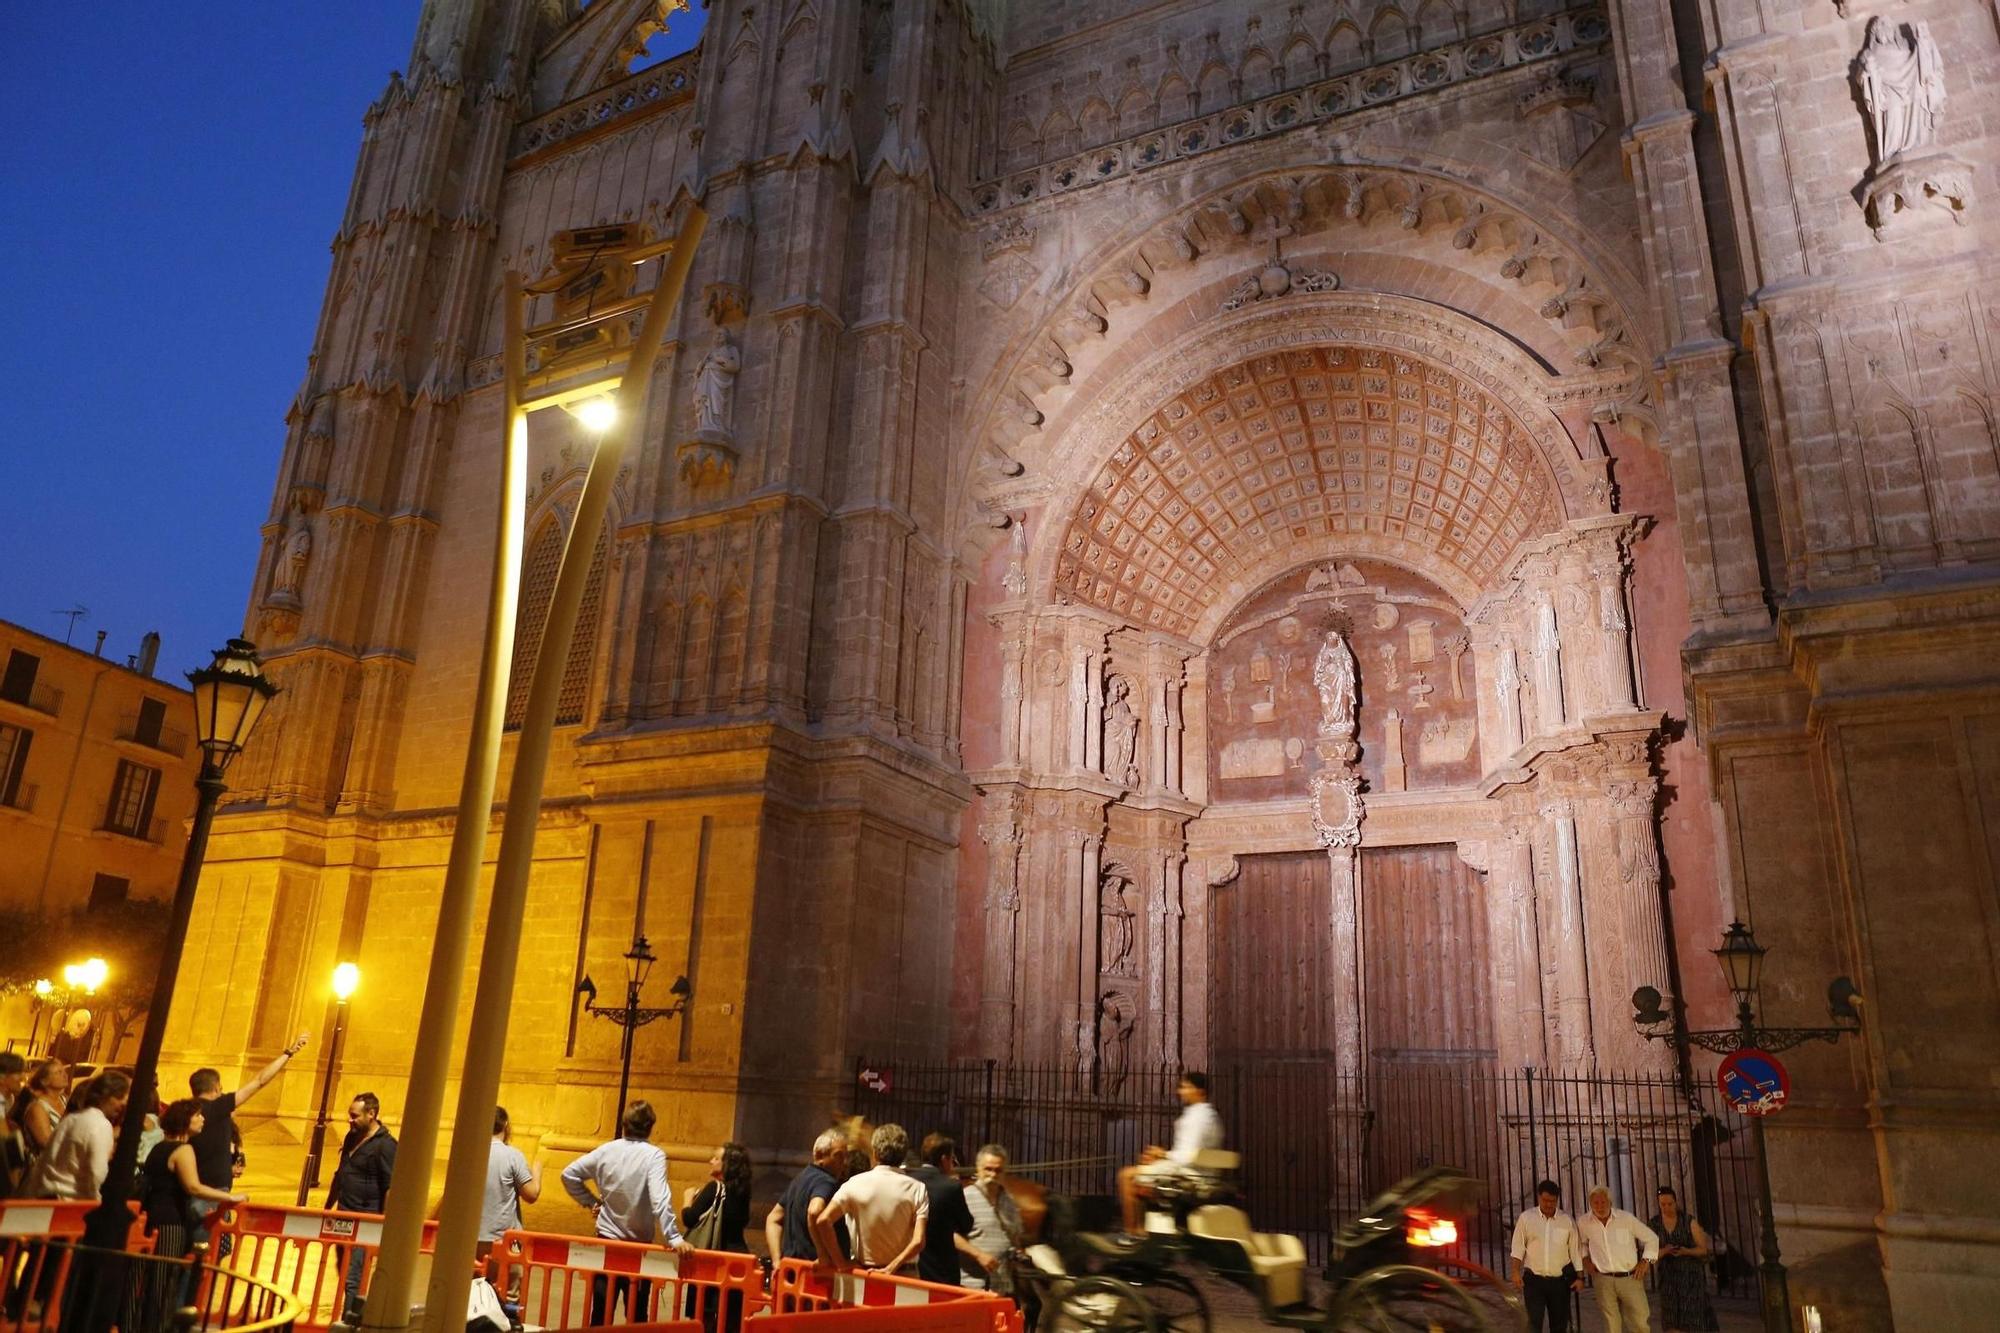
1718, 1047, 1790, 1116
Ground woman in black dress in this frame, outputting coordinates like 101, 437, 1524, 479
137, 1099, 245, 1318
681, 1142, 754, 1332
1647, 1185, 1720, 1332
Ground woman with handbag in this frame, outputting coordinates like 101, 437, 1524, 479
136, 1099, 247, 1321
680, 1143, 753, 1332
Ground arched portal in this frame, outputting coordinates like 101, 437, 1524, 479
967, 330, 1674, 1084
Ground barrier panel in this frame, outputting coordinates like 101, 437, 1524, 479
768, 1259, 1022, 1331
0, 1201, 152, 1333
215, 1202, 438, 1331
494, 1230, 769, 1330
749, 1309, 1018, 1332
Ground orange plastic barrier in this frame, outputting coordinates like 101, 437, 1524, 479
750, 1307, 1019, 1331
0, 1199, 153, 1333
493, 1230, 768, 1329
213, 1201, 437, 1331
768, 1259, 1021, 1330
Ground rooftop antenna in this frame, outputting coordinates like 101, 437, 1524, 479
53, 606, 88, 644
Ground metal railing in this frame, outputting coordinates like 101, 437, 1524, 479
117, 712, 190, 758
0, 781, 34, 814
854, 1059, 1765, 1297
101, 815, 169, 844
0, 1238, 299, 1333
0, 681, 62, 718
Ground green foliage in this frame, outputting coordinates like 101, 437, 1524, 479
2, 901, 173, 1055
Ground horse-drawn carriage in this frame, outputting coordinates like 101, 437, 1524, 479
1011, 1160, 1526, 1332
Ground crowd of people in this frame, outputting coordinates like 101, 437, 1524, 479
0, 1046, 1727, 1333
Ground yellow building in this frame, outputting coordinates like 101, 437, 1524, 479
0, 618, 201, 1054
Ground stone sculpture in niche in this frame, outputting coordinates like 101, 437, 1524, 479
273, 519, 313, 602
1103, 675, 1140, 785
1314, 628, 1358, 738
1099, 871, 1137, 977
690, 328, 741, 439
681, 328, 743, 484
1097, 991, 1135, 1092
1854, 18, 1972, 238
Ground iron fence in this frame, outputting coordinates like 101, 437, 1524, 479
854, 1058, 1764, 1297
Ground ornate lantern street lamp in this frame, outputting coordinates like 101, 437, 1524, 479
1632, 921, 1864, 1333
578, 935, 692, 1118
81, 640, 277, 1276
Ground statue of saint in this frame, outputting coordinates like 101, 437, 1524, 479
1103, 675, 1139, 786
1313, 629, 1358, 737
1099, 872, 1136, 977
689, 329, 741, 439
1858, 18, 1945, 166
274, 521, 313, 598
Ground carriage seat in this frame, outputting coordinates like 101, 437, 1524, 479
1188, 1205, 1309, 1310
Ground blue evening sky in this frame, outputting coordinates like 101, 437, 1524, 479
0, 4, 703, 679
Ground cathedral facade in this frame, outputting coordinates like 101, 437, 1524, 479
164, 0, 1998, 1326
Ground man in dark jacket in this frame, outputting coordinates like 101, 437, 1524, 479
327, 1092, 397, 1323
909, 1134, 976, 1287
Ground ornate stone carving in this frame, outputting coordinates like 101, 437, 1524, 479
1855, 18, 1972, 239
1310, 766, 1364, 848
679, 328, 741, 484
1220, 258, 1340, 312
1313, 629, 1358, 739
1103, 674, 1139, 786
271, 516, 313, 605
1002, 516, 1029, 597
1098, 870, 1137, 977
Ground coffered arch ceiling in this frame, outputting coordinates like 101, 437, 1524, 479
1052, 344, 1564, 639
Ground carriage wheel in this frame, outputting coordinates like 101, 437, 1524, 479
1332, 1263, 1493, 1333
1106, 1268, 1210, 1332
1040, 1275, 1161, 1332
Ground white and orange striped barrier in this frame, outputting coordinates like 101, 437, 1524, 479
212, 1201, 438, 1331
767, 1258, 1022, 1331
493, 1229, 768, 1329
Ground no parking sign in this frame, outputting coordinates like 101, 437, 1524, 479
1718, 1047, 1790, 1115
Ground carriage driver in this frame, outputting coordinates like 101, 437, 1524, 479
1117, 1071, 1225, 1232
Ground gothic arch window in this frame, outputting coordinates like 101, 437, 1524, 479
504, 512, 610, 730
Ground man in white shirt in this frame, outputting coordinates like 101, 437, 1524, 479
1579, 1183, 1659, 1333
1509, 1178, 1584, 1333
1117, 1071, 1225, 1231
813, 1122, 929, 1273
561, 1100, 690, 1323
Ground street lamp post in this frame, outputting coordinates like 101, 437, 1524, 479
80, 640, 277, 1290
298, 962, 361, 1205
1632, 921, 1864, 1333
577, 936, 691, 1116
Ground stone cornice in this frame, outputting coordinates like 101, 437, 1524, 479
969, 6, 1609, 216
509, 52, 699, 166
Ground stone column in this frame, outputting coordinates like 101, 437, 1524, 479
977, 794, 1023, 1059
1539, 796, 1593, 1069
1607, 773, 1674, 1071
1328, 845, 1363, 1081
1076, 830, 1103, 1072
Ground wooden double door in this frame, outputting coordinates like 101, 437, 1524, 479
1207, 845, 1497, 1226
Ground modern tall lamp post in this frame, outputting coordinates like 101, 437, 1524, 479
577, 935, 692, 1116
1632, 921, 1864, 1333
297, 961, 361, 1204
81, 641, 277, 1281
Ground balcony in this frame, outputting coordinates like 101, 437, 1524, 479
0, 680, 62, 718
0, 781, 35, 814
117, 711, 189, 758
100, 815, 167, 845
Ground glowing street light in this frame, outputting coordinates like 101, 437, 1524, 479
563, 393, 619, 434
299, 962, 361, 1204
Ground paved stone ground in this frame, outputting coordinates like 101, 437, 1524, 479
1184, 1268, 1764, 1331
